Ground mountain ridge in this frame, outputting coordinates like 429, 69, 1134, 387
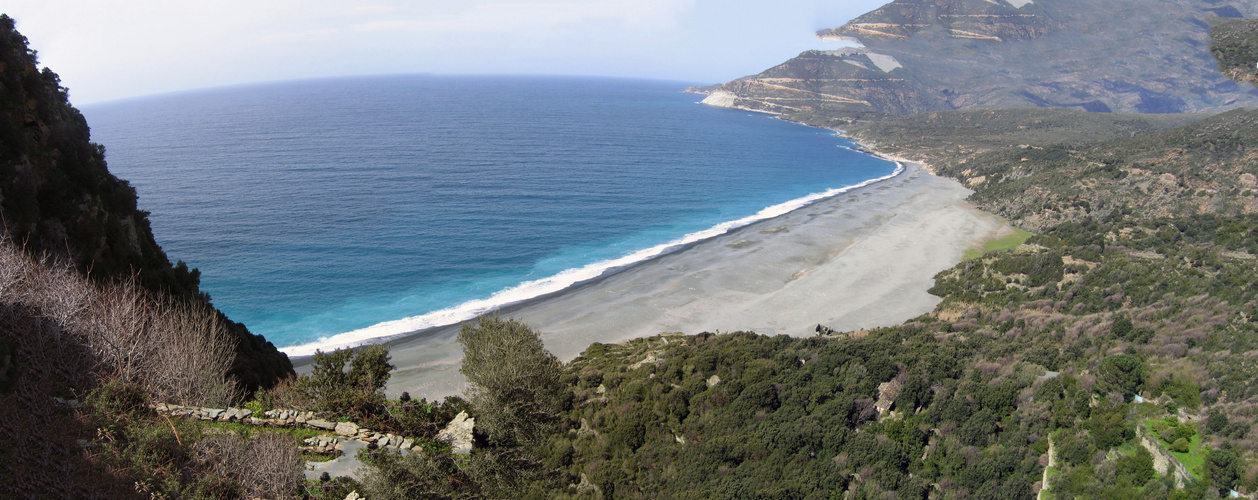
695, 0, 1258, 120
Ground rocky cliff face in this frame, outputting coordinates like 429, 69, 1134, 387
699, 0, 1258, 119
0, 15, 292, 391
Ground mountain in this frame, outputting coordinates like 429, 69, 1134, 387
694, 0, 1258, 120
1211, 17, 1258, 86
0, 15, 292, 391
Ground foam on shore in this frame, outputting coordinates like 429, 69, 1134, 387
280, 161, 903, 357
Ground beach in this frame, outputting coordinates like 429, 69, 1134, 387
295, 159, 1015, 399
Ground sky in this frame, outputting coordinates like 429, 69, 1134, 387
3, 0, 884, 104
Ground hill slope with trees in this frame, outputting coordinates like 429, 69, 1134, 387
0, 14, 291, 391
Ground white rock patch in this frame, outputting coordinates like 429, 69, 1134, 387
867, 53, 903, 73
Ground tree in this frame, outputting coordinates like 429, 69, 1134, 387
1206, 448, 1241, 490
304, 344, 393, 415
1098, 355, 1147, 398
458, 316, 564, 447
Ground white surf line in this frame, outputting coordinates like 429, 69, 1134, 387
281, 159, 905, 357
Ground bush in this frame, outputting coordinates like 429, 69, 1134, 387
458, 316, 564, 447
1170, 438, 1190, 453
302, 344, 394, 417
1098, 355, 1147, 397
192, 433, 304, 498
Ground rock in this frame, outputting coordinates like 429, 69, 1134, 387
308, 419, 336, 430
378, 435, 390, 447
400, 439, 414, 450
205, 408, 225, 420
239, 408, 253, 419
436, 411, 475, 454
706, 375, 721, 388
335, 421, 359, 437
345, 492, 363, 500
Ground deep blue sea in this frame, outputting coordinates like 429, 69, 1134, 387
81, 75, 898, 354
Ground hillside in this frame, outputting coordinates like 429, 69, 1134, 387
1212, 17, 1258, 86
8, 3, 1258, 499
0, 15, 292, 391
694, 0, 1258, 120
844, 107, 1258, 231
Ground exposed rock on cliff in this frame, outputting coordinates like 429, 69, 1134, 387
703, 0, 1258, 119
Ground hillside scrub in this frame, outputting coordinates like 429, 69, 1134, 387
0, 236, 241, 406
0, 235, 314, 497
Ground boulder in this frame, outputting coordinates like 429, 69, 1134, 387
335, 421, 359, 437
307, 419, 336, 430
436, 411, 475, 454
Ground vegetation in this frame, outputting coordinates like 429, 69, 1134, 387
1211, 18, 1258, 87
9, 3, 1258, 499
0, 13, 292, 392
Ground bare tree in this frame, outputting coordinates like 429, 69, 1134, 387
193, 433, 303, 498
0, 236, 242, 406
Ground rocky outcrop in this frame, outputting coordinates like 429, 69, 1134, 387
702, 0, 1258, 119
875, 379, 903, 415
435, 411, 475, 455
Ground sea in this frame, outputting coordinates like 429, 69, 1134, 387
81, 75, 899, 356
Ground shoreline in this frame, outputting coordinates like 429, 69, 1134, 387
294, 152, 1016, 400
283, 149, 905, 359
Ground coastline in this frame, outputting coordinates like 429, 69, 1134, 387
293, 153, 1016, 399
280, 158, 903, 358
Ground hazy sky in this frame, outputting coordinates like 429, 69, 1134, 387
4, 0, 884, 104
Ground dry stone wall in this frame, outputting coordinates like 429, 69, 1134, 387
153, 403, 471, 454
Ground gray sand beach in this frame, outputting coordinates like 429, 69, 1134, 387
297, 160, 1014, 399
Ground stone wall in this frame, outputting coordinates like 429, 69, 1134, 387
152, 403, 468, 454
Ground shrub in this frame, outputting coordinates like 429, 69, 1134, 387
1098, 355, 1147, 397
192, 432, 303, 498
458, 316, 564, 447
302, 344, 394, 417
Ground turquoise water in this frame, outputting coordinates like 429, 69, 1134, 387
82, 75, 898, 353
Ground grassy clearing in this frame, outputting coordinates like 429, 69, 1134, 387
1141, 419, 1207, 481
963, 227, 1035, 260
1169, 433, 1206, 480
195, 419, 331, 442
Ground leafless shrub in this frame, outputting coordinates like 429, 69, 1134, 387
148, 300, 242, 407
256, 375, 312, 411
0, 236, 241, 406
193, 433, 303, 499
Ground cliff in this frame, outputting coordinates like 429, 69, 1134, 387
0, 15, 292, 391
698, 0, 1258, 119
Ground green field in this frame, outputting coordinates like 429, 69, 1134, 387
963, 227, 1035, 260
